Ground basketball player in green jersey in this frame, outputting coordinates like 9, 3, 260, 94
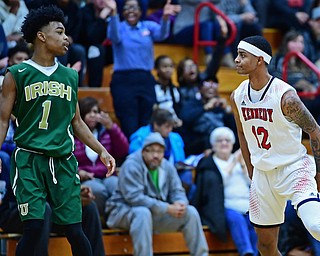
0, 5, 115, 256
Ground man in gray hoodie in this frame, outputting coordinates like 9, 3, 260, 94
105, 132, 208, 256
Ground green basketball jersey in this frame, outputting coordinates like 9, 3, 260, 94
9, 60, 78, 157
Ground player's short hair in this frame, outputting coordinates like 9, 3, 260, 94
21, 5, 65, 44
241, 36, 272, 58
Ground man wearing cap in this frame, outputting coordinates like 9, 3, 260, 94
105, 132, 208, 256
230, 35, 320, 255
129, 107, 195, 200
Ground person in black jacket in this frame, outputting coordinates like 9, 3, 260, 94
176, 16, 238, 156
192, 127, 258, 256
78, 0, 114, 87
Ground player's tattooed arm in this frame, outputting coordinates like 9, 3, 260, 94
282, 90, 320, 171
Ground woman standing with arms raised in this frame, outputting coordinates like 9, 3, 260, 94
106, 0, 180, 138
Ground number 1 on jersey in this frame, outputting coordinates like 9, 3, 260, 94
39, 100, 51, 130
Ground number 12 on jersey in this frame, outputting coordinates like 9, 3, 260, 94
252, 125, 271, 150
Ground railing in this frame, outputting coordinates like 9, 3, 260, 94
193, 2, 237, 64
282, 51, 320, 98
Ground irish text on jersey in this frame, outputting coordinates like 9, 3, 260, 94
24, 81, 72, 101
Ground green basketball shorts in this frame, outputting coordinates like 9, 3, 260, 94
11, 147, 82, 225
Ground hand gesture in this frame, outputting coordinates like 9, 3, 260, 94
97, 111, 114, 130
10, 0, 20, 15
163, 0, 181, 20
240, 12, 257, 24
81, 185, 95, 206
216, 16, 228, 38
78, 169, 94, 182
0, 57, 8, 70
167, 202, 186, 218
296, 12, 309, 25
105, 0, 117, 16
68, 61, 82, 72
100, 151, 116, 177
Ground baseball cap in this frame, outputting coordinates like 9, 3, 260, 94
312, 7, 320, 20
142, 132, 166, 149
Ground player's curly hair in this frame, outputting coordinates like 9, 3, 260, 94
21, 5, 65, 44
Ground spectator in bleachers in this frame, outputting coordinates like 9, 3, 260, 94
303, 6, 320, 68
115, 0, 149, 20
0, 41, 30, 78
171, 0, 226, 65
192, 127, 258, 256
180, 75, 238, 155
176, 23, 234, 156
78, 0, 114, 87
266, 0, 313, 33
106, 132, 209, 256
105, 0, 180, 138
75, 96, 129, 221
154, 54, 182, 127
0, 24, 8, 77
216, 0, 263, 60
54, 0, 87, 87
268, 29, 320, 124
0, 0, 29, 48
129, 107, 195, 199
0, 82, 11, 193
250, 0, 270, 28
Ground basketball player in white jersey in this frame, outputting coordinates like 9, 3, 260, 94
230, 35, 320, 256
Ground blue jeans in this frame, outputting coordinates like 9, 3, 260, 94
225, 208, 258, 256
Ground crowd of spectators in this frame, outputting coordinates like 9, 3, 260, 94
2, 0, 320, 255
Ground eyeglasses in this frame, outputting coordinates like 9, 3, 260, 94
123, 5, 140, 11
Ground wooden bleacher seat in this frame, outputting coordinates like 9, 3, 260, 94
1, 227, 238, 256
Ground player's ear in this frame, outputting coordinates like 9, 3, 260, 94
257, 56, 264, 65
37, 31, 46, 43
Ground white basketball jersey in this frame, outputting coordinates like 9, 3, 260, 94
234, 77, 307, 171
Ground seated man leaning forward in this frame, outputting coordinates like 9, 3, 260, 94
105, 132, 209, 256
